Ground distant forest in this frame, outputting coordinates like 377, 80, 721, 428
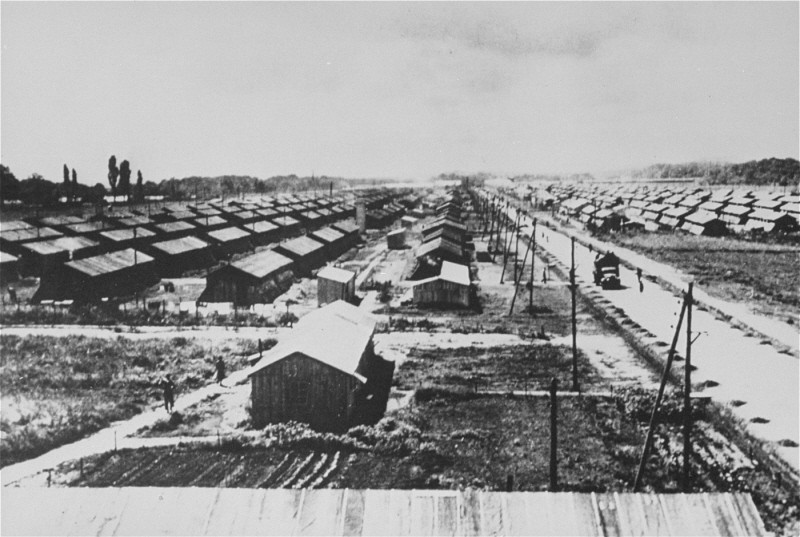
0, 163, 390, 207
628, 158, 799, 186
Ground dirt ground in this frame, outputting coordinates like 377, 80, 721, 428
601, 230, 800, 323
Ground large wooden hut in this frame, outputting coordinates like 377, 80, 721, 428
274, 235, 327, 275
248, 301, 394, 432
146, 236, 216, 277
412, 260, 471, 308
202, 249, 294, 306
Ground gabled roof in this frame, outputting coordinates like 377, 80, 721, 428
685, 210, 723, 226
21, 236, 98, 256
248, 300, 376, 381
154, 221, 196, 233
317, 265, 356, 283
0, 227, 61, 243
100, 227, 156, 242
207, 227, 252, 243
244, 220, 279, 234
66, 248, 153, 277
65, 221, 111, 234
277, 235, 325, 257
748, 209, 795, 222
227, 249, 294, 280
150, 236, 210, 256
438, 260, 470, 286
332, 220, 360, 234
271, 216, 301, 228
310, 227, 345, 244
192, 216, 228, 228
417, 237, 464, 259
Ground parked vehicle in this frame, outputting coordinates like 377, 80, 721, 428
593, 251, 621, 290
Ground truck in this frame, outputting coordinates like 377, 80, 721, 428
593, 251, 621, 290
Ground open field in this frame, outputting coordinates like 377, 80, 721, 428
606, 231, 800, 321
394, 343, 601, 392
0, 335, 263, 467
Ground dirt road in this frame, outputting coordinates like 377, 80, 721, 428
493, 201, 799, 472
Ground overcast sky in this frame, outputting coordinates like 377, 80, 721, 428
1, 1, 798, 183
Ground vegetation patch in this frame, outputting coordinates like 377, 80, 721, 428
0, 335, 266, 467
394, 344, 601, 391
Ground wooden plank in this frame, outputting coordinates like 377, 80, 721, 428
703, 492, 745, 537
479, 492, 505, 536
499, 491, 529, 536
457, 489, 481, 536
668, 494, 718, 536
631, 493, 671, 536
361, 490, 402, 536
204, 488, 262, 536
342, 489, 366, 537
732, 493, 768, 537
248, 489, 303, 536
408, 491, 436, 536
434, 493, 458, 537
296, 490, 346, 536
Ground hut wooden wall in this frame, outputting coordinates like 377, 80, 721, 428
250, 353, 364, 432
318, 276, 355, 306
413, 279, 470, 307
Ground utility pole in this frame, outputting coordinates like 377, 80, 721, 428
634, 294, 689, 491
549, 377, 558, 491
508, 217, 531, 316
513, 214, 520, 283
529, 218, 537, 312
683, 282, 694, 491
570, 237, 579, 392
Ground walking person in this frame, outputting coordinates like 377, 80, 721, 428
215, 356, 226, 387
636, 267, 644, 293
159, 374, 176, 413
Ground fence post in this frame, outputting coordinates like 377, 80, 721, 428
549, 377, 558, 492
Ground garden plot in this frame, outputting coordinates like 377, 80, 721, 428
0, 334, 260, 467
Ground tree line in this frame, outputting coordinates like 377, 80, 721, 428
629, 158, 799, 186
0, 161, 353, 207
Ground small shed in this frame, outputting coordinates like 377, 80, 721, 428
387, 228, 406, 250
98, 227, 157, 250
270, 216, 302, 239
202, 249, 294, 306
412, 260, 471, 307
400, 215, 418, 229
317, 266, 356, 306
248, 301, 394, 432
274, 235, 327, 275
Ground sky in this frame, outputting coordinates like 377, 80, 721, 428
1, 1, 798, 184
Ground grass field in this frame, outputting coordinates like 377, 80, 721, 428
394, 344, 600, 392
609, 231, 800, 321
0, 335, 263, 467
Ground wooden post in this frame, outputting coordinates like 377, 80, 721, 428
529, 218, 537, 312
683, 282, 694, 491
634, 296, 689, 491
513, 214, 520, 283
500, 212, 518, 284
549, 377, 558, 491
508, 218, 532, 316
570, 237, 579, 392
